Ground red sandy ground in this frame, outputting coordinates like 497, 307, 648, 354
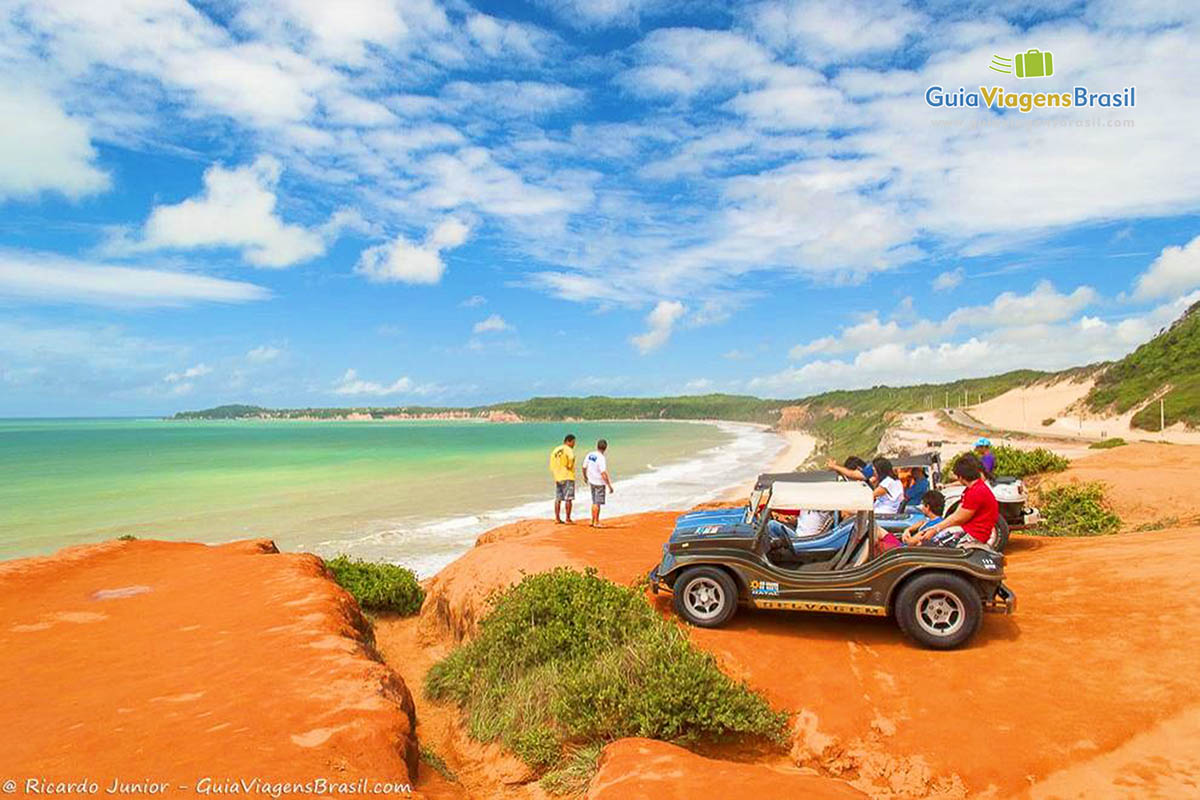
404, 443, 1200, 798
0, 539, 419, 796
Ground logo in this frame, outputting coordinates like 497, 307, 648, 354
749, 580, 780, 596
990, 49, 1054, 79
925, 47, 1135, 113
695, 525, 721, 535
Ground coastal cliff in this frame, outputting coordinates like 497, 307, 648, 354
0, 539, 420, 794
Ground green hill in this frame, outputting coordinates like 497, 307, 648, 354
1085, 300, 1200, 430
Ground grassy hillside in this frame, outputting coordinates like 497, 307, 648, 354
1085, 301, 1200, 430
797, 370, 1049, 460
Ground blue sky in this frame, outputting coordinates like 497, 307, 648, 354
1, 0, 1199, 416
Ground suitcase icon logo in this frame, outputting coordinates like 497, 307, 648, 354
989, 49, 1054, 78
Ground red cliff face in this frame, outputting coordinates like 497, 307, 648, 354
0, 539, 420, 795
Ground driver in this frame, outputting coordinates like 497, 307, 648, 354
767, 509, 834, 540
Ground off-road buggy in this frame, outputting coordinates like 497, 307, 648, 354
649, 480, 1015, 649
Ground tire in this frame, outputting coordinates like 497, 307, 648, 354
988, 516, 1010, 552
673, 567, 738, 628
894, 572, 982, 650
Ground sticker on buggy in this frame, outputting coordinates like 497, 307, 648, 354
695, 525, 722, 535
749, 580, 780, 596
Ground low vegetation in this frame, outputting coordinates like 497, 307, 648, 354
1042, 417, 1056, 426
1038, 482, 1122, 536
1087, 301, 1200, 430
325, 556, 424, 615
951, 445, 1070, 478
419, 746, 457, 783
425, 568, 786, 792
1089, 437, 1128, 449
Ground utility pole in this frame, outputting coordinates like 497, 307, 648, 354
944, 390, 948, 409
1161, 398, 1166, 432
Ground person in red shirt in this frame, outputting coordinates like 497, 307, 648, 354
921, 454, 999, 545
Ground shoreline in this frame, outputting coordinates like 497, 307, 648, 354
717, 429, 816, 502
313, 420, 792, 577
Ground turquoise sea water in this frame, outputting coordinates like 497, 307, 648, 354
0, 418, 782, 574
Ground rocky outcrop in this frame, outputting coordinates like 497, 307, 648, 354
0, 538, 421, 792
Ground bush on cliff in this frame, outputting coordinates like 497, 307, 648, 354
425, 568, 786, 790
326, 556, 424, 615
951, 445, 1069, 478
1039, 482, 1122, 536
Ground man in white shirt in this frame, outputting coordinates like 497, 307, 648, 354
582, 439, 615, 528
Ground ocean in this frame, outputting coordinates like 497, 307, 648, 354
0, 418, 781, 575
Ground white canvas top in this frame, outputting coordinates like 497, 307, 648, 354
766, 480, 875, 512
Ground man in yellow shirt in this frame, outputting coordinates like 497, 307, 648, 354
549, 434, 577, 524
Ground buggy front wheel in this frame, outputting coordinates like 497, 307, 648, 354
673, 567, 738, 628
895, 572, 982, 649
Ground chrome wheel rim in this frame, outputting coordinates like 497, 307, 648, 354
683, 577, 725, 621
915, 589, 965, 637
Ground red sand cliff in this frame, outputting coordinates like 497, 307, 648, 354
0, 539, 419, 795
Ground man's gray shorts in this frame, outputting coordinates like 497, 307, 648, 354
555, 480, 575, 502
590, 484, 606, 505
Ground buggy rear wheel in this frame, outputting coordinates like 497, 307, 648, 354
895, 572, 982, 649
988, 516, 1010, 552
673, 567, 738, 628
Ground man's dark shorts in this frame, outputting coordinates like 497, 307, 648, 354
590, 483, 606, 505
555, 480, 575, 502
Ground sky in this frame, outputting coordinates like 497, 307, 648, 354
1, 0, 1199, 416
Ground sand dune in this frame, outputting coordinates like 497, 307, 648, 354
968, 377, 1200, 445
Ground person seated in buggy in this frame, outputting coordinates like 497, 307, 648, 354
766, 508, 835, 540
878, 490, 956, 550
918, 454, 1000, 546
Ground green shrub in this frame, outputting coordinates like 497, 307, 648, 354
425, 568, 786, 790
117, 534, 137, 541
1039, 483, 1122, 536
1041, 417, 1056, 426
326, 556, 424, 615
951, 445, 1069, 478
540, 743, 603, 795
1088, 437, 1127, 450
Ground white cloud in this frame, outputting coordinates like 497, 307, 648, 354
932, 268, 964, 292
631, 300, 686, 354
1133, 235, 1200, 300
0, 85, 109, 200
246, 345, 282, 362
165, 363, 212, 383
124, 156, 326, 268
790, 280, 1100, 357
332, 368, 435, 397
750, 0, 924, 61
0, 251, 269, 307
539, 0, 645, 28
460, 295, 487, 307
759, 287, 1200, 397
473, 314, 513, 333
355, 216, 471, 284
